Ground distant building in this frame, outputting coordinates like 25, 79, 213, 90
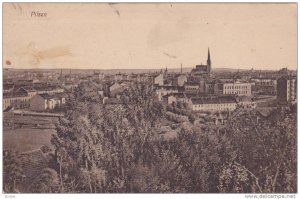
3, 83, 14, 93
30, 93, 66, 111
191, 96, 237, 112
184, 82, 200, 92
93, 72, 105, 80
114, 73, 127, 82
277, 75, 297, 105
34, 85, 64, 95
156, 85, 180, 101
205, 80, 215, 94
190, 48, 211, 80
251, 77, 277, 85
215, 79, 252, 96
16, 79, 34, 86
109, 82, 129, 97
128, 74, 138, 82
153, 73, 164, 86
162, 93, 191, 104
173, 74, 188, 86
236, 96, 256, 109
19, 87, 37, 98
3, 90, 31, 110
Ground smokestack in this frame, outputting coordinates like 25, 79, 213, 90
181, 63, 183, 73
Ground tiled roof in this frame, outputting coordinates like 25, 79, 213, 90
33, 85, 63, 91
191, 96, 236, 105
184, 82, 199, 86
164, 92, 186, 98
3, 83, 14, 90
157, 85, 179, 91
21, 86, 36, 92
3, 90, 28, 99
39, 93, 66, 100
39, 93, 56, 100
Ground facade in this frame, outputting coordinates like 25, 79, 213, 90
205, 80, 215, 94
215, 80, 252, 96
251, 77, 277, 85
277, 75, 297, 105
173, 74, 188, 86
20, 87, 37, 98
153, 73, 164, 86
184, 82, 200, 92
30, 93, 66, 111
191, 96, 237, 112
34, 85, 64, 94
162, 93, 191, 104
251, 77, 277, 95
3, 91, 31, 110
156, 86, 179, 101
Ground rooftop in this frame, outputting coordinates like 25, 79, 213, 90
184, 82, 199, 86
3, 90, 28, 99
191, 96, 236, 105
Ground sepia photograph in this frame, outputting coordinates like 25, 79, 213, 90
2, 2, 297, 196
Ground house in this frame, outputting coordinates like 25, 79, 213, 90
30, 93, 66, 111
19, 87, 37, 98
277, 75, 297, 105
214, 79, 252, 96
156, 86, 180, 101
236, 96, 256, 109
184, 82, 200, 92
153, 73, 164, 86
33, 85, 64, 95
3, 90, 31, 110
191, 96, 237, 112
109, 82, 126, 97
251, 77, 277, 85
173, 74, 187, 86
162, 93, 191, 104
3, 83, 14, 93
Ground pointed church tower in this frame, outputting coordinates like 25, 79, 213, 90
207, 48, 211, 66
207, 48, 211, 73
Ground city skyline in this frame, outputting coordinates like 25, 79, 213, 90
3, 3, 297, 70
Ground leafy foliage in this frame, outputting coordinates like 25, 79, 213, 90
4, 82, 295, 193
3, 150, 23, 193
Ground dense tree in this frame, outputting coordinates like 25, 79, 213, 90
30, 168, 60, 193
49, 82, 296, 193
3, 150, 23, 193
222, 108, 297, 193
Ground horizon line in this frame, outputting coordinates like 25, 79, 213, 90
3, 66, 297, 71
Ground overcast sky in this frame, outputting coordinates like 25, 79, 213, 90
3, 3, 297, 70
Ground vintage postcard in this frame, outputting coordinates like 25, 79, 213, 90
2, 2, 297, 196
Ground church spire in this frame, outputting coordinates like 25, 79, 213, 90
207, 48, 211, 67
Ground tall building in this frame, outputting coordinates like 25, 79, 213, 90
277, 75, 297, 105
214, 79, 252, 96
190, 48, 212, 81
